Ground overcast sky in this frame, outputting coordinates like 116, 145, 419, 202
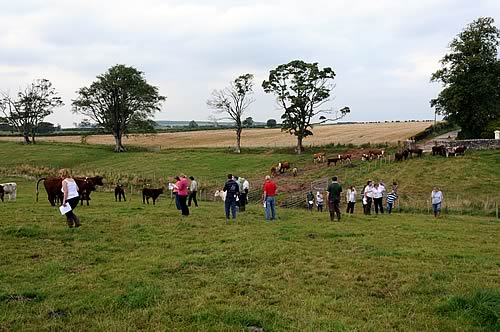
1, 0, 499, 127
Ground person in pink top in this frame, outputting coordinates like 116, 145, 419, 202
177, 174, 189, 216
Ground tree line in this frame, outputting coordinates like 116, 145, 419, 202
1, 17, 498, 153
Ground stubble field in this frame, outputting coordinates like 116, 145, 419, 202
0, 122, 432, 148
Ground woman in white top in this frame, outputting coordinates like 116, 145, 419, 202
60, 168, 80, 228
371, 183, 385, 215
346, 186, 357, 214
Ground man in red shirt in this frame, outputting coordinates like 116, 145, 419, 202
263, 175, 277, 220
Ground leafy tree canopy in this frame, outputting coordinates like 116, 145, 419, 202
431, 17, 500, 139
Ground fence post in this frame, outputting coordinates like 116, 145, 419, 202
496, 202, 499, 219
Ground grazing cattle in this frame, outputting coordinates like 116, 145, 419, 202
368, 149, 385, 159
270, 166, 278, 177
402, 149, 410, 160
395, 152, 404, 161
214, 190, 227, 201
454, 145, 467, 156
338, 154, 352, 164
409, 148, 423, 157
277, 162, 290, 174
0, 183, 16, 202
327, 157, 341, 166
142, 187, 164, 205
432, 145, 447, 157
74, 176, 104, 206
361, 153, 371, 161
115, 184, 126, 202
292, 167, 298, 177
0, 185, 4, 202
313, 152, 326, 163
37, 175, 104, 206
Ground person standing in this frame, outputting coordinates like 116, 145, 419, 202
60, 168, 80, 228
346, 185, 357, 214
177, 174, 189, 216
327, 176, 342, 221
316, 191, 324, 212
173, 176, 181, 210
242, 177, 250, 204
372, 183, 384, 215
223, 174, 239, 219
363, 180, 373, 215
238, 177, 248, 212
188, 176, 198, 207
306, 191, 314, 211
431, 187, 443, 218
386, 189, 398, 214
263, 175, 277, 221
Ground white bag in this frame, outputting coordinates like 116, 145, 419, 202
59, 204, 72, 215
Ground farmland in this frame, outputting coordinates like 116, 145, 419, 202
1, 179, 499, 331
0, 139, 499, 331
0, 122, 432, 148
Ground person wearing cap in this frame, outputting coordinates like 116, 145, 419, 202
263, 175, 277, 220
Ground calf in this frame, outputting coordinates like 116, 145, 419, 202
37, 177, 63, 206
454, 146, 467, 156
142, 187, 164, 205
0, 182, 17, 202
432, 145, 447, 157
409, 148, 423, 157
277, 162, 290, 174
270, 166, 278, 177
292, 167, 298, 177
395, 152, 403, 161
402, 149, 410, 160
115, 184, 126, 202
0, 185, 4, 203
214, 190, 227, 201
74, 176, 104, 206
327, 157, 341, 166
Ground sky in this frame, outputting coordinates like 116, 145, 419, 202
0, 0, 499, 128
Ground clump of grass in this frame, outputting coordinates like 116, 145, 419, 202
3, 226, 45, 238
116, 283, 161, 309
437, 289, 500, 330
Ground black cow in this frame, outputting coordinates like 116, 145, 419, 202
395, 152, 403, 161
432, 145, 447, 157
142, 187, 164, 205
402, 149, 410, 160
115, 185, 126, 202
75, 176, 105, 206
327, 157, 341, 166
0, 185, 4, 203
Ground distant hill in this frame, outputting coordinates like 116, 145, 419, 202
155, 120, 266, 128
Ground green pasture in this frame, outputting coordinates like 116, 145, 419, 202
0, 141, 499, 215
0, 179, 499, 331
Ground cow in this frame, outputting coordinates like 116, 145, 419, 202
0, 185, 4, 203
214, 190, 227, 201
402, 149, 410, 160
142, 187, 164, 205
0, 183, 16, 202
395, 152, 404, 161
361, 153, 371, 161
277, 162, 290, 174
327, 157, 341, 166
270, 166, 278, 177
36, 176, 104, 206
368, 149, 385, 159
115, 184, 126, 202
74, 176, 104, 206
409, 148, 423, 158
292, 167, 298, 177
432, 145, 447, 157
313, 152, 326, 163
454, 145, 467, 156
338, 154, 352, 164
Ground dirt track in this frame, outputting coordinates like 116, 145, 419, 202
0, 122, 431, 148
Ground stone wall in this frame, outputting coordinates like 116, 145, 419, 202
433, 139, 500, 150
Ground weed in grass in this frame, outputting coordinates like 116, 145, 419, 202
437, 289, 500, 331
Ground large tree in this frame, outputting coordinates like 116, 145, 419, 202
207, 73, 255, 153
72, 65, 166, 152
431, 17, 500, 139
0, 79, 63, 144
262, 60, 350, 154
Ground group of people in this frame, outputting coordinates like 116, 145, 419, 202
170, 174, 198, 216
360, 180, 399, 215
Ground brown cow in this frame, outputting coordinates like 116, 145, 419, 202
338, 154, 352, 164
368, 149, 385, 159
409, 148, 423, 157
143, 187, 164, 205
454, 145, 467, 156
327, 157, 341, 166
395, 152, 403, 161
270, 166, 278, 177
278, 162, 290, 174
313, 152, 326, 163
432, 145, 447, 156
402, 149, 410, 160
74, 176, 104, 206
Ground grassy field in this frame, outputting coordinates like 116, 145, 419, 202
1, 178, 499, 331
0, 141, 498, 215
0, 122, 431, 148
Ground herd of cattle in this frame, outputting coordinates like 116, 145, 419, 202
1, 144, 468, 206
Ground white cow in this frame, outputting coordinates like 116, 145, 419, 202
214, 190, 227, 202
0, 182, 17, 202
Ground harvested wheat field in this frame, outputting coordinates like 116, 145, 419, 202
0, 122, 431, 148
